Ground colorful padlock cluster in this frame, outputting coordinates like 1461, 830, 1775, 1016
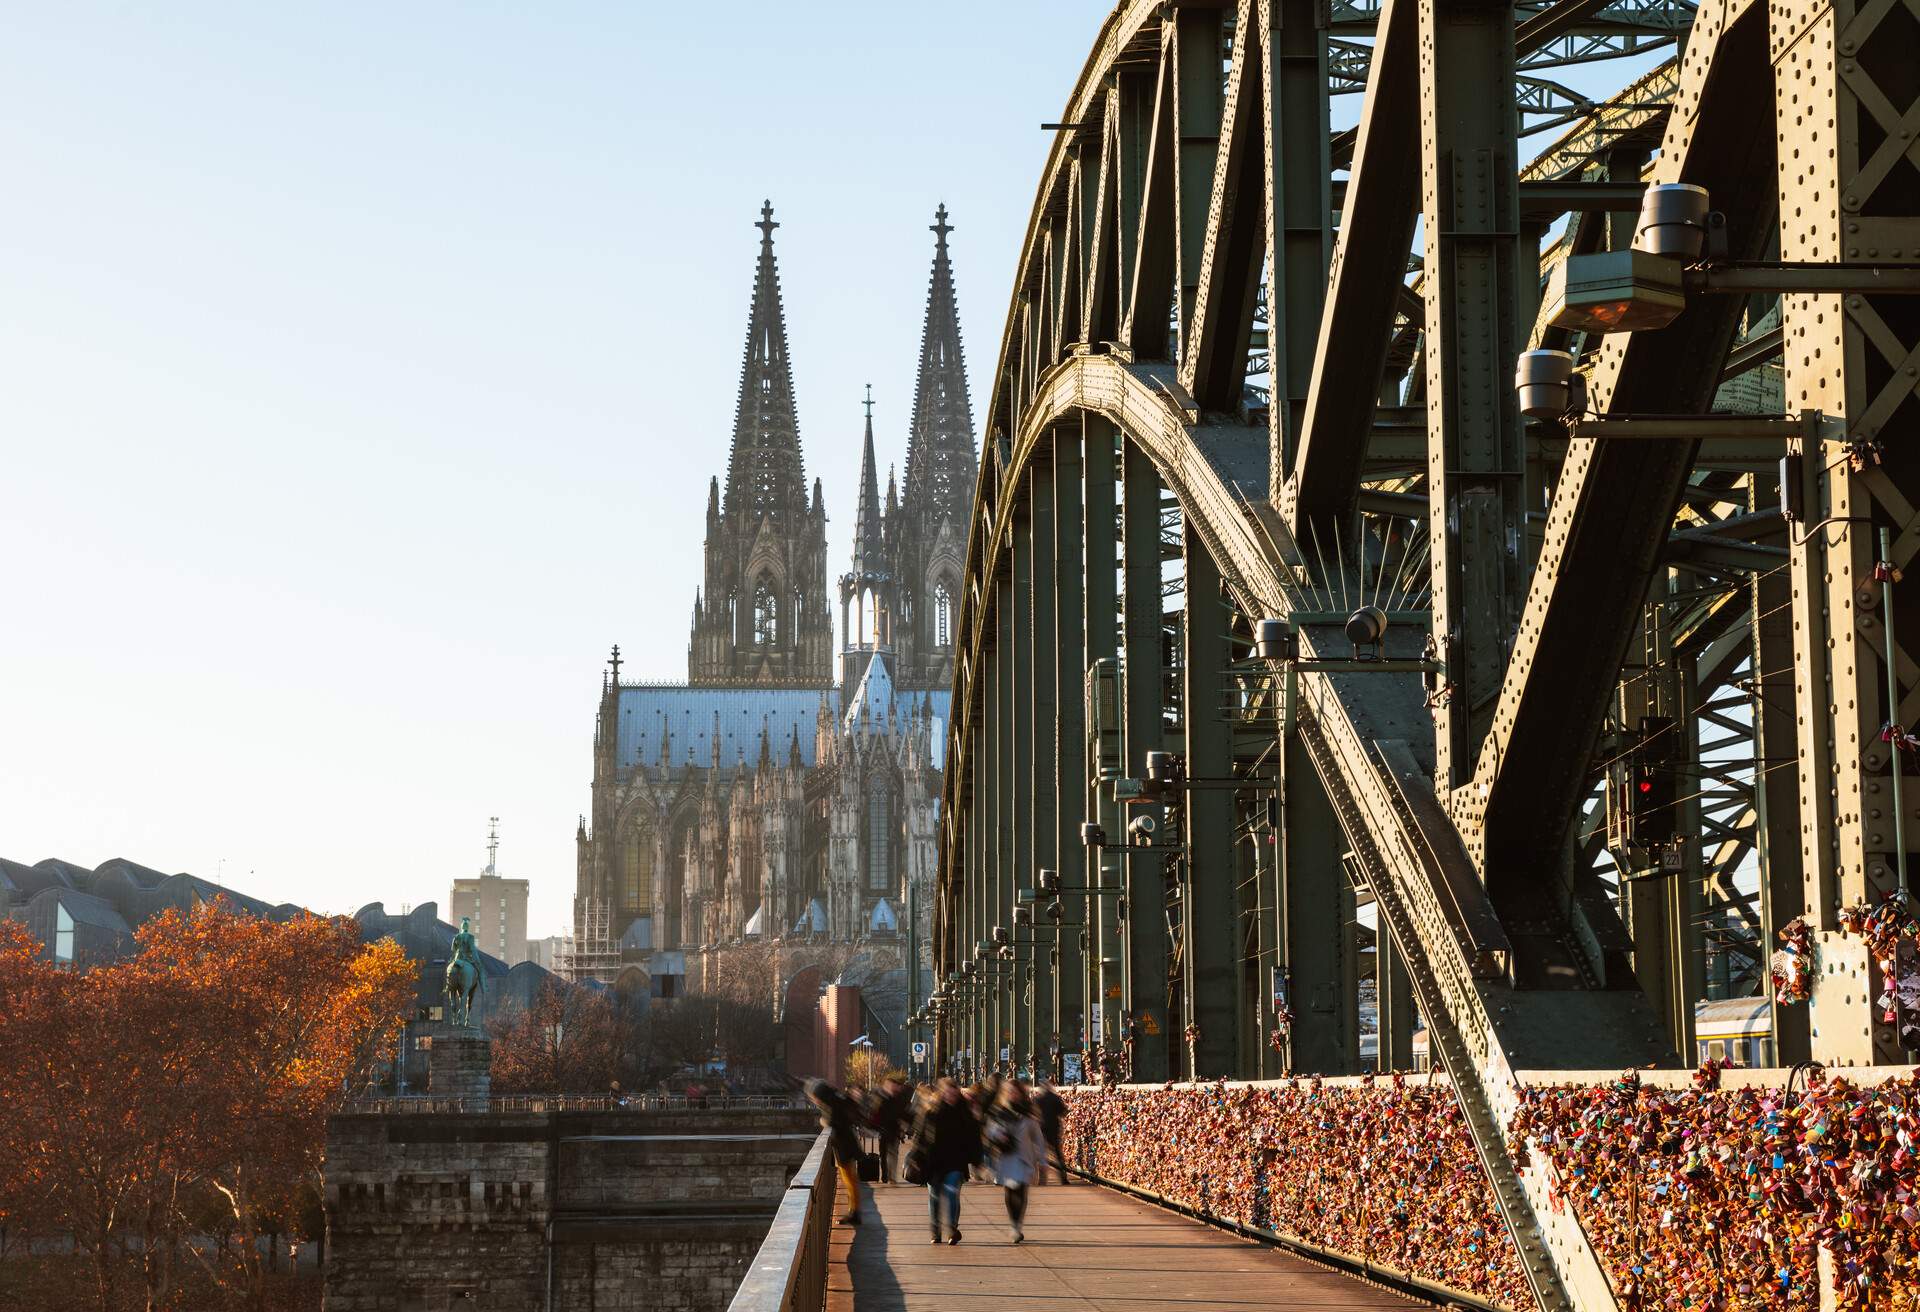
1512, 1068, 1920, 1310
1061, 1075, 1535, 1307
1064, 1066, 1920, 1311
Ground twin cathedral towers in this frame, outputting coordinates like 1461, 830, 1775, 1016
570, 203, 974, 1029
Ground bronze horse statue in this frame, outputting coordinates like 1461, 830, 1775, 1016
445, 916, 483, 1028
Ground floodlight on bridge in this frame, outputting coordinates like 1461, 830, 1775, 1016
1515, 349, 1576, 420
1080, 822, 1107, 848
1253, 618, 1296, 661
1126, 813, 1158, 843
1344, 606, 1389, 659
1144, 752, 1181, 795
1634, 183, 1712, 259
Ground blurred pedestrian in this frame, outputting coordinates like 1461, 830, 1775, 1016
873, 1075, 912, 1183
911, 1077, 980, 1244
986, 1082, 1047, 1243
806, 1078, 865, 1226
1034, 1080, 1069, 1183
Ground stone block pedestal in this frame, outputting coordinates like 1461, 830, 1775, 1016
426, 1024, 492, 1100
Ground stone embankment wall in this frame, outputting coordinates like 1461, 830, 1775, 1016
324, 1107, 818, 1312
1063, 1067, 1920, 1312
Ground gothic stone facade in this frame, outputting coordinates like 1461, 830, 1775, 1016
573, 204, 977, 1066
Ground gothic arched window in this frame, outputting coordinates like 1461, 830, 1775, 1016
621, 825, 654, 912
934, 583, 953, 648
867, 775, 892, 892
752, 583, 777, 645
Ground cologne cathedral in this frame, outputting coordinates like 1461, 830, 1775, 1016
569, 202, 975, 1063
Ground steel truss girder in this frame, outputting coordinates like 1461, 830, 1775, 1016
937, 0, 1919, 1306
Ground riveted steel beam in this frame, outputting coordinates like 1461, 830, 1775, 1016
1421, 0, 1527, 793
1774, 0, 1920, 1065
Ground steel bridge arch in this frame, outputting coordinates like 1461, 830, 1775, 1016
933, 1, 1920, 1308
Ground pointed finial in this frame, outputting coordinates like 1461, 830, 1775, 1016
608, 643, 623, 683
931, 203, 952, 247
757, 200, 779, 245
863, 383, 873, 422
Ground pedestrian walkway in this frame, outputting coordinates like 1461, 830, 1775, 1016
826, 1179, 1420, 1311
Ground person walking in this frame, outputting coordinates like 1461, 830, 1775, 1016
985, 1082, 1047, 1243
1033, 1080, 1069, 1183
910, 1078, 980, 1244
873, 1076, 912, 1183
806, 1079, 865, 1226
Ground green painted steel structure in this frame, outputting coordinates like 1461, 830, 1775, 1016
928, 2, 1920, 1308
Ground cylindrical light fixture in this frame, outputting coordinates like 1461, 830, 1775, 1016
1634, 183, 1711, 259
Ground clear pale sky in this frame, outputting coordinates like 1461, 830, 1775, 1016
1, 3, 1102, 934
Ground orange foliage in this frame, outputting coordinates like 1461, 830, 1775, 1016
0, 901, 413, 1312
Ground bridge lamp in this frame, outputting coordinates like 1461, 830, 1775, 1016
1345, 605, 1388, 660
1515, 349, 1577, 420
990, 925, 1009, 948
1543, 248, 1687, 334
1036, 867, 1060, 896
1253, 618, 1296, 661
1125, 813, 1158, 844
1144, 751, 1181, 796
1539, 184, 1712, 337
1634, 183, 1712, 259
1080, 821, 1107, 848
1013, 905, 1033, 928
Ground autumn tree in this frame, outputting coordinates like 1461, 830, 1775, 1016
488, 980, 623, 1094
0, 902, 413, 1312
129, 905, 414, 1309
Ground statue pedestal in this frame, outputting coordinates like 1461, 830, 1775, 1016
427, 1024, 492, 1102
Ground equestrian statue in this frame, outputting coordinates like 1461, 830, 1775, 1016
445, 916, 483, 1028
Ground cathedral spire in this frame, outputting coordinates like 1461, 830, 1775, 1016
851, 386, 884, 577
902, 203, 977, 525
723, 201, 809, 530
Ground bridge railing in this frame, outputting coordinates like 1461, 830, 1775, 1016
726, 1130, 835, 1312
346, 1092, 805, 1114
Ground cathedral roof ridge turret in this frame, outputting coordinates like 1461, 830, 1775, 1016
849, 386, 885, 579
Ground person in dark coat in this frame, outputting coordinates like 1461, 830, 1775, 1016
872, 1076, 912, 1183
911, 1078, 981, 1244
1034, 1080, 1069, 1183
806, 1079, 864, 1225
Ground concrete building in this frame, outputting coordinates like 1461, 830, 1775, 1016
450, 822, 530, 965
568, 203, 976, 1067
527, 934, 568, 971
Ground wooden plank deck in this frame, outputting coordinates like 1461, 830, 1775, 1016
826, 1178, 1423, 1312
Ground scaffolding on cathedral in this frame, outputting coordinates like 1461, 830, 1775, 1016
559, 894, 619, 984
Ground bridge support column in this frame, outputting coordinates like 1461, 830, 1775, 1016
1084, 415, 1124, 1070
1280, 737, 1356, 1075
1751, 484, 1809, 1066
1012, 500, 1035, 1073
1376, 918, 1415, 1072
996, 568, 1018, 1072
1259, 0, 1331, 503
1418, 0, 1525, 799
1182, 523, 1242, 1077
1029, 454, 1058, 1078
1121, 442, 1170, 1082
1774, 0, 1920, 1066
1053, 431, 1088, 1069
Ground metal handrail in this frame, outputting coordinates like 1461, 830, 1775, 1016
726, 1130, 835, 1312
345, 1092, 805, 1115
